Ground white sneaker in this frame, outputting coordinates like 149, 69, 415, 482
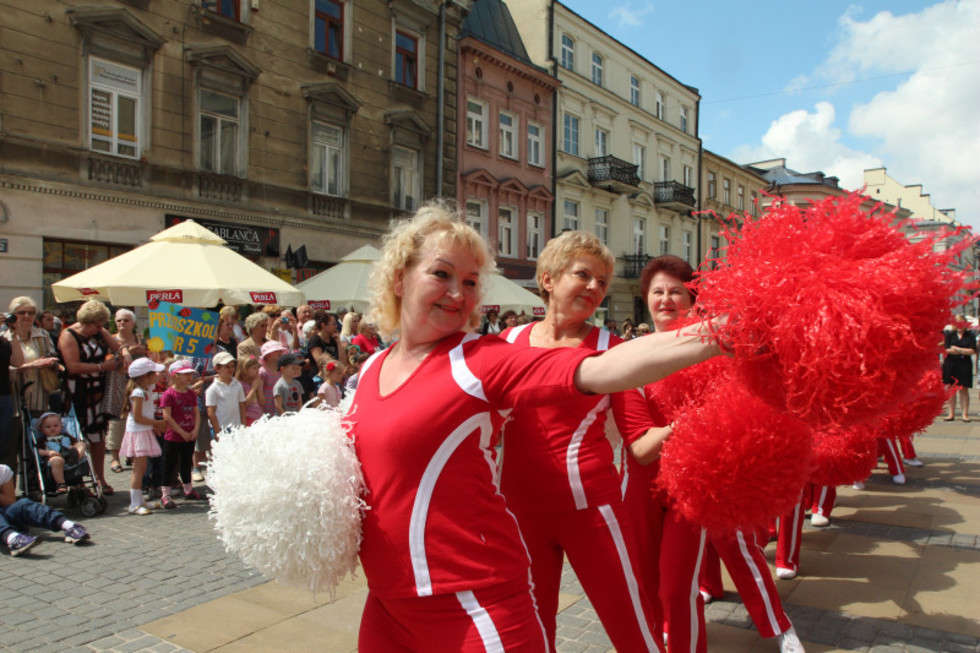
778, 626, 805, 653
810, 513, 830, 527
892, 473, 906, 485
128, 505, 152, 515
699, 589, 713, 604
145, 500, 162, 510
904, 458, 924, 467
775, 567, 797, 580
851, 481, 865, 490
192, 468, 205, 482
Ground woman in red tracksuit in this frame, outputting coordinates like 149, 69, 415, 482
349, 206, 723, 652
619, 255, 804, 653
498, 231, 668, 653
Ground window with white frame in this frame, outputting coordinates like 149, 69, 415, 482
680, 106, 689, 133
563, 114, 579, 156
527, 122, 543, 167
466, 99, 487, 148
633, 143, 645, 181
591, 52, 603, 86
465, 199, 486, 236
499, 111, 517, 159
394, 29, 420, 89
630, 74, 640, 106
722, 178, 731, 205
311, 121, 345, 196
737, 184, 745, 210
633, 217, 646, 256
391, 146, 420, 211
659, 224, 670, 255
498, 206, 517, 257
563, 199, 579, 230
594, 128, 608, 157
683, 165, 693, 188
595, 208, 608, 244
527, 212, 544, 259
707, 171, 716, 198
199, 88, 241, 175
560, 34, 574, 70
660, 155, 671, 182
682, 230, 692, 263
655, 91, 665, 120
89, 57, 142, 159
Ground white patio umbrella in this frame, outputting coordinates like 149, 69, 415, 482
482, 273, 546, 317
298, 243, 545, 317
295, 244, 380, 313
52, 220, 304, 307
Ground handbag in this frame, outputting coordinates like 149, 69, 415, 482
39, 366, 61, 393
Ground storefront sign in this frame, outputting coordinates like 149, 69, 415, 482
147, 301, 218, 357
165, 215, 279, 259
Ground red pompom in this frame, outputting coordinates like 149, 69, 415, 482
658, 379, 813, 533
809, 423, 878, 486
645, 355, 731, 421
698, 192, 973, 428
878, 369, 952, 441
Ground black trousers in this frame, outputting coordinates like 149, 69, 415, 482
162, 439, 195, 486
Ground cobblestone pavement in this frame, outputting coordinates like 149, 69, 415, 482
2, 419, 979, 652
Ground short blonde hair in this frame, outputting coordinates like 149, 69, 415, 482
76, 299, 110, 325
368, 201, 495, 338
219, 305, 238, 321
535, 230, 614, 303
8, 296, 37, 313
244, 311, 269, 332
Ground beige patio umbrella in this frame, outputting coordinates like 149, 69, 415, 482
52, 220, 304, 307
295, 244, 380, 313
482, 273, 546, 317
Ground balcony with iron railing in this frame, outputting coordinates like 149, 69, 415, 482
588, 155, 640, 194
621, 253, 650, 279
654, 181, 696, 211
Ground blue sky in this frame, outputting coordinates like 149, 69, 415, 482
562, 0, 980, 228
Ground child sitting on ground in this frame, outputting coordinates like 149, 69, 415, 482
315, 360, 345, 408
273, 353, 304, 415
0, 463, 90, 556
33, 412, 87, 494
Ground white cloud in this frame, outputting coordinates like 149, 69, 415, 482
609, 2, 655, 29
731, 102, 881, 191
740, 1, 980, 226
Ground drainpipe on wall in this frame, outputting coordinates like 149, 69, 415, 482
548, 1, 557, 237
695, 95, 702, 266
436, 1, 447, 197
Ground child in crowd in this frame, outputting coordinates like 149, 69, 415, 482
236, 356, 264, 426
344, 352, 370, 394
206, 352, 246, 434
1, 463, 89, 556
273, 354, 304, 414
159, 360, 202, 509
121, 358, 165, 515
34, 412, 87, 494
142, 354, 172, 503
316, 360, 345, 408
259, 341, 286, 416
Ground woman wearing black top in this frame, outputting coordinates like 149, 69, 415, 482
942, 317, 976, 421
0, 334, 25, 470
215, 316, 239, 356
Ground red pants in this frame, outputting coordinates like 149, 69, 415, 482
899, 436, 917, 460
775, 484, 836, 572
878, 437, 905, 475
658, 508, 708, 653
699, 530, 792, 639
358, 583, 548, 652
513, 502, 663, 653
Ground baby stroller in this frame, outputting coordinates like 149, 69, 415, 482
21, 408, 107, 518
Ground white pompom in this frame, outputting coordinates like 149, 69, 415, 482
206, 406, 366, 595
